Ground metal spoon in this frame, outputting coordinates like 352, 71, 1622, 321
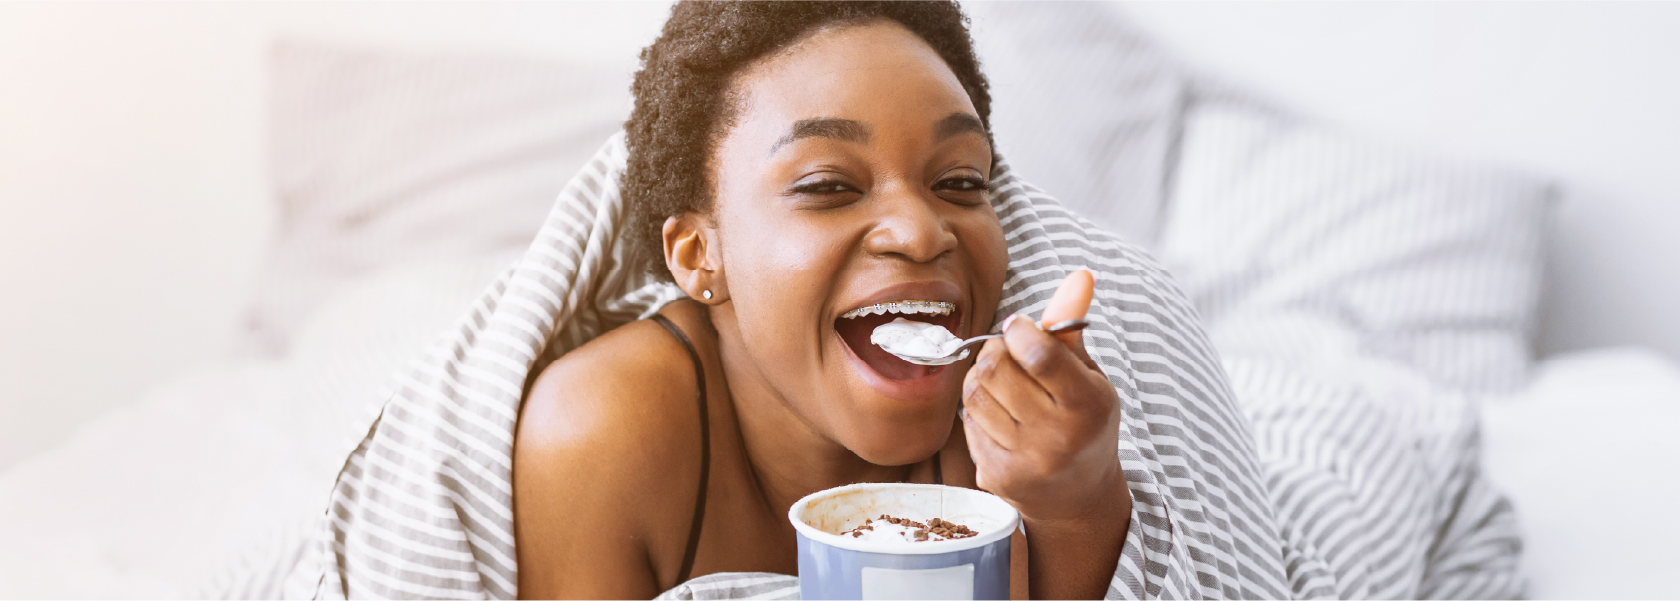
887, 319, 1091, 366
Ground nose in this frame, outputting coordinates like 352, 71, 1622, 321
862, 185, 958, 263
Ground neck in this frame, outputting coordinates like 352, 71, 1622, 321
707, 304, 917, 515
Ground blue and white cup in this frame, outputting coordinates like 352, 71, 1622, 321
789, 483, 1019, 600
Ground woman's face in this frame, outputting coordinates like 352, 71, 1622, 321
705, 21, 1007, 466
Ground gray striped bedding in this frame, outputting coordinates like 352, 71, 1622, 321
286, 133, 1521, 599
1157, 100, 1552, 395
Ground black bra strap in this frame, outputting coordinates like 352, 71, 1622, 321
650, 314, 709, 586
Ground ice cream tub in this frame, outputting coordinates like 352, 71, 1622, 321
788, 483, 1018, 600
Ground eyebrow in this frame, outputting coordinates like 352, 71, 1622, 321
769, 118, 871, 155
934, 113, 987, 142
766, 113, 988, 157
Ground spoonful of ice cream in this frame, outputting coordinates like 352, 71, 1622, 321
871, 317, 1090, 366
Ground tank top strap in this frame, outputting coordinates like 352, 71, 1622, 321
649, 313, 709, 586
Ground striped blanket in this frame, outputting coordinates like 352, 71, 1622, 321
291, 132, 1520, 599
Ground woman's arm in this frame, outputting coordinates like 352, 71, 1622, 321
514, 361, 659, 598
962, 270, 1132, 599
513, 326, 702, 599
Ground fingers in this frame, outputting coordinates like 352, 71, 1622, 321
1040, 268, 1094, 324
968, 336, 1052, 426
1039, 269, 1098, 368
999, 315, 1108, 412
961, 351, 1023, 450
961, 410, 1013, 494
1049, 320, 1099, 372
1040, 268, 1093, 334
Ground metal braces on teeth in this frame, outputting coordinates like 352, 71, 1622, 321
840, 300, 955, 320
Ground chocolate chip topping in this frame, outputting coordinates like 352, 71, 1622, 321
839, 514, 978, 541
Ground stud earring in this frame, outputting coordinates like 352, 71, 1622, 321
702, 289, 713, 300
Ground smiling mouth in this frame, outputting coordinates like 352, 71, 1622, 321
836, 300, 961, 381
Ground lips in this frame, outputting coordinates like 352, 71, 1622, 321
836, 310, 959, 380
834, 282, 965, 387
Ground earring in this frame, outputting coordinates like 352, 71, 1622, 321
702, 289, 713, 300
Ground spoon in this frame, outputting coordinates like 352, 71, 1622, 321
887, 319, 1091, 366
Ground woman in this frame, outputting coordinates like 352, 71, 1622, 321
514, 2, 1129, 598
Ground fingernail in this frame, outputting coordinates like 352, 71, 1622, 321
1003, 313, 1035, 332
1001, 314, 1021, 332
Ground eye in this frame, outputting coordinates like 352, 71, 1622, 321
787, 175, 864, 210
932, 174, 990, 205
934, 177, 986, 192
790, 179, 858, 195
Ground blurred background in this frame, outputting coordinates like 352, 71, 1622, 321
0, 0, 669, 472
1, 1, 1676, 598
7, 0, 1680, 472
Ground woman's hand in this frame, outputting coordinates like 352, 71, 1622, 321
962, 269, 1131, 599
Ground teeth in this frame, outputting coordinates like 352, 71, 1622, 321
840, 300, 955, 320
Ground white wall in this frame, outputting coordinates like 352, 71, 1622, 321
0, 1, 672, 470
3, 1, 1676, 471
1118, 1, 1680, 358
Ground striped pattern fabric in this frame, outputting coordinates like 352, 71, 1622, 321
659, 361, 1527, 600
659, 573, 799, 600
1220, 319, 1525, 599
1157, 100, 1553, 395
295, 132, 1302, 598
968, 0, 1188, 249
1155, 99, 1529, 599
296, 132, 1523, 599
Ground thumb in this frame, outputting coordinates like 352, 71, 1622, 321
1038, 268, 1097, 369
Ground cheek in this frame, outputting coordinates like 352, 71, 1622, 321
731, 216, 850, 278
961, 212, 1011, 320
718, 208, 851, 351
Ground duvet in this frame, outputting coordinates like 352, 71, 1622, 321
292, 133, 1520, 599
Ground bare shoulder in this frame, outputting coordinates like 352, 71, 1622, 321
513, 305, 710, 597
519, 315, 699, 456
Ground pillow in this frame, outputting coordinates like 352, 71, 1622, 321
245, 7, 1190, 356
240, 40, 629, 356
966, 1, 1186, 248
1158, 100, 1554, 393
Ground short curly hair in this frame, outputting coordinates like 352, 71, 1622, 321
622, 1, 993, 281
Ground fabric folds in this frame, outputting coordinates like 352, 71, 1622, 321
295, 133, 1520, 600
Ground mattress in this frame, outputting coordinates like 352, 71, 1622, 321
1480, 347, 1680, 599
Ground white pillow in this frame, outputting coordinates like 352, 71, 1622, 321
1159, 101, 1554, 393
245, 7, 1192, 356
240, 40, 628, 356
967, 1, 1186, 248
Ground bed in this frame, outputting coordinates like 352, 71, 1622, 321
2, 3, 1675, 598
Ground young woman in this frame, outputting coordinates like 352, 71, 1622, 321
514, 3, 1129, 598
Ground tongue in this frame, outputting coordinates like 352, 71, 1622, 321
836, 313, 945, 381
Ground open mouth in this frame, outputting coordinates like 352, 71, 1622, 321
836, 301, 962, 381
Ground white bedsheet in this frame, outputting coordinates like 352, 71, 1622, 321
1481, 347, 1680, 599
2, 320, 1674, 597
0, 255, 513, 598
0, 361, 312, 598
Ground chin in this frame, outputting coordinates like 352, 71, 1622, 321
841, 402, 957, 466
823, 284, 974, 466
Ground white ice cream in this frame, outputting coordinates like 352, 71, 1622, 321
841, 516, 979, 543
851, 520, 935, 543
870, 318, 964, 361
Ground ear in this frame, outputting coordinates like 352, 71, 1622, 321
663, 214, 728, 304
